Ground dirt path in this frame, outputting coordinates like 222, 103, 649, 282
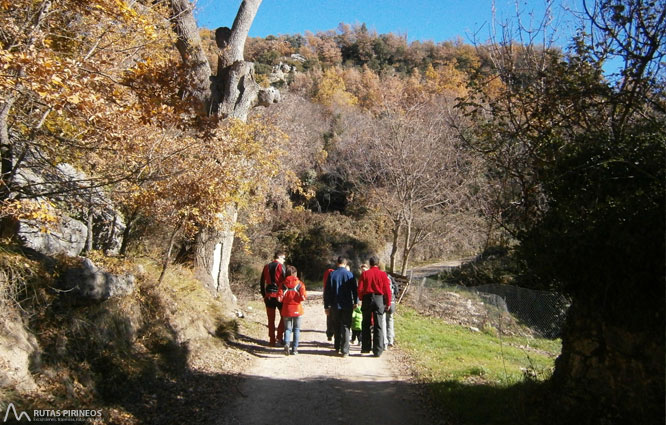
219, 294, 432, 425
406, 260, 465, 280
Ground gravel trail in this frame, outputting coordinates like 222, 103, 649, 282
219, 295, 432, 425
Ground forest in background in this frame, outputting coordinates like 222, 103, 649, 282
0, 1, 663, 424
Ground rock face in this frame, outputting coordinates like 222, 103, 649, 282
11, 214, 87, 257
11, 156, 126, 256
0, 312, 39, 392
60, 258, 134, 302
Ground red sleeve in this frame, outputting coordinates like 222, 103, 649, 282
300, 281, 307, 300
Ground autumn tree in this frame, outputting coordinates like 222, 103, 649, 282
460, 0, 665, 421
168, 0, 283, 298
338, 100, 483, 274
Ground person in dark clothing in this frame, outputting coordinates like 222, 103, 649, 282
260, 250, 286, 346
322, 266, 335, 342
324, 256, 358, 357
357, 256, 392, 357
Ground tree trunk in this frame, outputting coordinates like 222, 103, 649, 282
388, 220, 401, 273
0, 95, 17, 200
193, 205, 237, 301
551, 299, 665, 423
168, 0, 268, 301
400, 218, 412, 275
158, 221, 182, 285
169, 0, 213, 114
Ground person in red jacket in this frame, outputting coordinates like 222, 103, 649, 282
260, 250, 286, 346
278, 265, 307, 355
357, 256, 392, 357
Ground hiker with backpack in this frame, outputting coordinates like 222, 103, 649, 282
260, 251, 286, 346
358, 256, 392, 357
278, 265, 307, 356
324, 256, 358, 357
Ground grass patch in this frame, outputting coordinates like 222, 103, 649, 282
396, 306, 561, 424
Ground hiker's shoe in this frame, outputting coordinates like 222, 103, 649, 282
327, 336, 332, 341
291, 349, 298, 355
284, 344, 290, 356
341, 353, 348, 358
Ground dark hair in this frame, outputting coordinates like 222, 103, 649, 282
337, 256, 347, 265
274, 250, 286, 260
285, 265, 298, 277
369, 256, 379, 267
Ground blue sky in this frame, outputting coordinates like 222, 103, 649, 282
194, 0, 581, 46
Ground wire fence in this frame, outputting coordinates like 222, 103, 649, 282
405, 276, 570, 339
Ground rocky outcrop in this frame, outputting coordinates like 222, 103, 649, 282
0, 312, 39, 392
59, 258, 134, 302
9, 213, 87, 257
9, 155, 126, 256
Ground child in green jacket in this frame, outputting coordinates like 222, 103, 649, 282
351, 305, 362, 345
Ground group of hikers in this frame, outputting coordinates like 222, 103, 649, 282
259, 251, 399, 358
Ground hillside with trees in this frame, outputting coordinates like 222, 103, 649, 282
0, 1, 663, 424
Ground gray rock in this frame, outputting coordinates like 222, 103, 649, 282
257, 86, 281, 107
12, 153, 126, 255
0, 312, 39, 392
290, 53, 306, 63
61, 258, 134, 302
13, 214, 87, 257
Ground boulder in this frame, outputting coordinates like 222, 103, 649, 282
257, 86, 281, 107
12, 214, 87, 257
12, 156, 126, 255
0, 312, 39, 392
60, 258, 134, 302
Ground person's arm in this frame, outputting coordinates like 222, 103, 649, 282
300, 281, 307, 301
384, 273, 392, 310
324, 273, 332, 310
357, 272, 366, 300
260, 265, 268, 298
351, 275, 358, 307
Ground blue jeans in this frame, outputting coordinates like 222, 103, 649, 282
283, 316, 302, 349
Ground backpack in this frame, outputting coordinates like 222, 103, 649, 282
263, 262, 281, 295
283, 282, 302, 301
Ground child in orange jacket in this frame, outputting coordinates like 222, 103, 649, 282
278, 265, 307, 355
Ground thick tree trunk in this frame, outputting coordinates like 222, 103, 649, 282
0, 95, 16, 200
169, 0, 213, 113
193, 206, 237, 300
169, 0, 268, 301
551, 299, 665, 423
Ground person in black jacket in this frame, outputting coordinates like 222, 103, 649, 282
324, 256, 358, 357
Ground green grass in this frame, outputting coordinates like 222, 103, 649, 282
396, 307, 561, 425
